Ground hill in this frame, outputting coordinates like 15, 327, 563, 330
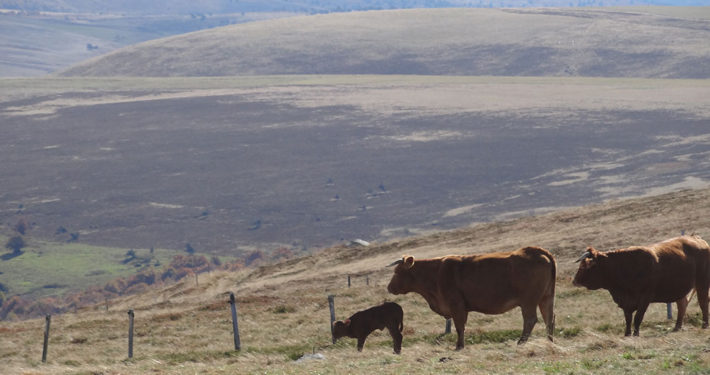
58, 7, 710, 78
0, 10, 291, 77
4, 1, 705, 14
3, 187, 710, 374
2, 75, 709, 256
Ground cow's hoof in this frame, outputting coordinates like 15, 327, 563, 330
672, 326, 682, 332
517, 338, 528, 345
455, 345, 464, 351
702, 323, 708, 329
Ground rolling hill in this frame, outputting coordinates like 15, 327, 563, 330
0, 10, 292, 77
2, 6, 710, 372
4, 1, 704, 14
58, 7, 710, 78
3, 186, 710, 374
2, 75, 709, 256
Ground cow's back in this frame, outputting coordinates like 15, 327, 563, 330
652, 236, 710, 302
350, 302, 403, 333
447, 246, 556, 315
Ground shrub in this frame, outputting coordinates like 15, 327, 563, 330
5, 236, 25, 255
14, 218, 28, 235
244, 250, 263, 266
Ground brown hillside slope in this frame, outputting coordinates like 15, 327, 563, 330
58, 7, 710, 78
3, 188, 710, 374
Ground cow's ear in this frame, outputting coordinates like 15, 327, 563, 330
403, 255, 414, 268
344, 319, 351, 326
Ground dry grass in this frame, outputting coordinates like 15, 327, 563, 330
3, 188, 710, 374
58, 8, 710, 78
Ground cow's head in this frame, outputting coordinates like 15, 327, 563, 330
387, 255, 415, 295
572, 247, 607, 290
332, 319, 351, 340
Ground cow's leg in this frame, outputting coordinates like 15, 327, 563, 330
632, 303, 650, 336
697, 285, 710, 329
538, 295, 555, 342
356, 336, 366, 352
387, 325, 403, 354
673, 296, 688, 332
452, 312, 468, 350
518, 304, 538, 345
623, 308, 634, 336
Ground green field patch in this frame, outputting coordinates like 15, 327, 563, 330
0, 239, 178, 298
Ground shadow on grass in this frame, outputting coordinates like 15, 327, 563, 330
1, 251, 23, 261
417, 329, 523, 347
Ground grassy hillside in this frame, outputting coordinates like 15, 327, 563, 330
58, 7, 710, 78
3, 74, 707, 321
1, 75, 709, 255
2, 187, 710, 374
0, 10, 293, 77
3, 1, 698, 14
3, 4, 708, 77
0, 234, 203, 299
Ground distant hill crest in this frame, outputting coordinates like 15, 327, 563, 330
58, 8, 710, 78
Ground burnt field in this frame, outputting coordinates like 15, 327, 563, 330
1, 76, 709, 256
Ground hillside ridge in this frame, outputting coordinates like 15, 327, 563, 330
4, 187, 710, 374
58, 7, 710, 78
196, 187, 710, 300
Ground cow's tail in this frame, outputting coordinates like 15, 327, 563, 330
542, 249, 557, 342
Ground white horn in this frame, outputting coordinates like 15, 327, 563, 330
575, 252, 592, 263
387, 259, 403, 267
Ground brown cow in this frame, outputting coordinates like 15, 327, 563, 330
387, 246, 556, 350
573, 235, 710, 336
332, 301, 404, 354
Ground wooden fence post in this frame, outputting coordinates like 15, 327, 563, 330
347, 275, 351, 288
229, 292, 241, 351
445, 318, 451, 334
42, 315, 51, 363
127, 310, 134, 359
366, 275, 369, 286
328, 295, 336, 344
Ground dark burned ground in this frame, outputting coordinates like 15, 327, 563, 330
1, 91, 709, 256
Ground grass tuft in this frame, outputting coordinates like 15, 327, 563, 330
467, 329, 522, 344
581, 358, 606, 370
595, 323, 621, 334
272, 305, 296, 314
556, 326, 582, 338
288, 352, 304, 361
